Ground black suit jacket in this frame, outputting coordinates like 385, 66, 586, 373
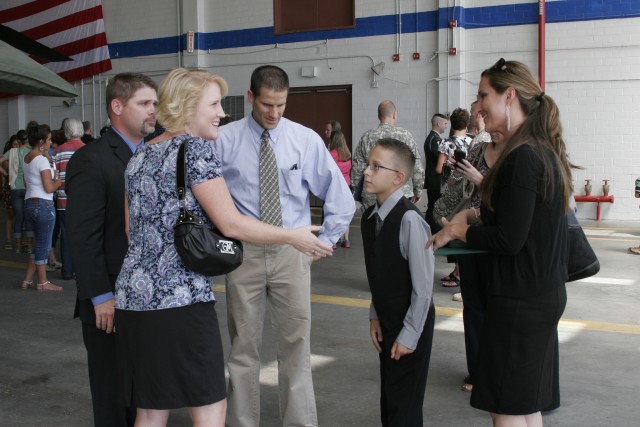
66, 129, 133, 324
423, 130, 441, 191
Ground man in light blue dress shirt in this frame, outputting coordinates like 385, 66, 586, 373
214, 65, 355, 427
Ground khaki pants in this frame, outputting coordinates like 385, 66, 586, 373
225, 243, 317, 427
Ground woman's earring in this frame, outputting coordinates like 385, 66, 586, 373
39, 145, 45, 151
506, 105, 511, 132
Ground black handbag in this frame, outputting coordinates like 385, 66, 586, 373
173, 140, 243, 276
567, 210, 599, 282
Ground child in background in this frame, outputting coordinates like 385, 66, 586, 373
328, 126, 352, 248
360, 138, 435, 427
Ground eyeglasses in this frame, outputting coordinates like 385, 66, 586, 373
365, 162, 400, 173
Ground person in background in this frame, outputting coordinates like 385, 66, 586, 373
428, 58, 572, 426
327, 121, 353, 248
323, 119, 341, 148
53, 118, 85, 280
435, 108, 473, 195
99, 125, 110, 136
1, 135, 18, 250
0, 129, 33, 254
114, 67, 331, 427
20, 124, 62, 291
434, 108, 473, 288
46, 128, 66, 272
352, 100, 425, 211
362, 138, 435, 427
81, 121, 95, 144
424, 113, 448, 230
214, 65, 355, 427
450, 104, 501, 392
66, 72, 159, 427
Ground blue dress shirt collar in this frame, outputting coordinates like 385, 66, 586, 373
111, 125, 143, 154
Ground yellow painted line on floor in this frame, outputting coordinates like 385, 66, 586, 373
213, 285, 640, 336
5, 262, 637, 335
311, 293, 370, 308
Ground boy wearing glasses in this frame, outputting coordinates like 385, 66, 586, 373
361, 138, 436, 427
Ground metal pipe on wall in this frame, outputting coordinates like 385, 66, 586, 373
415, 0, 419, 54
396, 0, 401, 56
92, 75, 97, 135
177, 0, 183, 67
80, 79, 85, 121
539, 0, 546, 90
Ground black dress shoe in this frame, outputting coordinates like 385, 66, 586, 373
62, 275, 76, 280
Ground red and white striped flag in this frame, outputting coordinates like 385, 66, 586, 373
0, 0, 112, 83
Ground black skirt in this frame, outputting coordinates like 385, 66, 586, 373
115, 301, 226, 409
470, 285, 567, 415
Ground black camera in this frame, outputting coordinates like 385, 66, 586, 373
453, 149, 466, 163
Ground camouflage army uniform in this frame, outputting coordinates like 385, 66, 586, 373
351, 123, 425, 209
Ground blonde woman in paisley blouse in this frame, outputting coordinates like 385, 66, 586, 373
114, 68, 332, 427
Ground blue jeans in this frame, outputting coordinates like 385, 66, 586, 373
24, 198, 55, 265
57, 210, 74, 277
11, 189, 34, 239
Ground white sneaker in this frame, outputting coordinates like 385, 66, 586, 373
452, 293, 463, 302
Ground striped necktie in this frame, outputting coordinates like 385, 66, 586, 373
375, 213, 383, 237
259, 130, 283, 226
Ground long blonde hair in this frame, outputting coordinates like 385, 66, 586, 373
480, 59, 574, 212
156, 68, 228, 133
328, 131, 351, 161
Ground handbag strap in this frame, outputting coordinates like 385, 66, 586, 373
176, 141, 187, 202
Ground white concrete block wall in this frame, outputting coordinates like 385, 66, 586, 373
102, 0, 177, 43
1, 0, 639, 220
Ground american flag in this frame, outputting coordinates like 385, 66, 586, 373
0, 0, 112, 83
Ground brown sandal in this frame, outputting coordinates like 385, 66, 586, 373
36, 281, 63, 291
628, 247, 640, 255
21, 280, 33, 290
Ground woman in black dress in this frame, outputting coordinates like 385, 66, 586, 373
428, 58, 573, 426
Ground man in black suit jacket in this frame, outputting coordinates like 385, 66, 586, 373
66, 73, 158, 427
423, 113, 448, 230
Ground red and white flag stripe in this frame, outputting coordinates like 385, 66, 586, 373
0, 0, 112, 83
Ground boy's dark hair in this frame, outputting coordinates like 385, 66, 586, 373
28, 124, 51, 148
375, 138, 415, 183
106, 73, 158, 119
250, 65, 289, 98
449, 108, 470, 132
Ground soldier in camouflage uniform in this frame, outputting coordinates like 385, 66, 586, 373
351, 100, 425, 209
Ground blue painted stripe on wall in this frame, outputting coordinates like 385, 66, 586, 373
465, 1, 640, 29
108, 1, 640, 58
200, 11, 439, 51
109, 35, 180, 58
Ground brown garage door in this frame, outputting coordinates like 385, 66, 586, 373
284, 85, 352, 207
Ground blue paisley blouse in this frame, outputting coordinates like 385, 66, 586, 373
115, 135, 222, 311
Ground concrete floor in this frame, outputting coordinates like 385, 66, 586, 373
1, 209, 639, 426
